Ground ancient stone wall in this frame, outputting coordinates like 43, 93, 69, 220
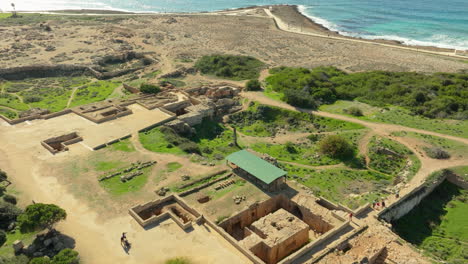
0, 64, 92, 80
378, 176, 446, 222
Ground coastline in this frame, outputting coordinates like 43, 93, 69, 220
10, 4, 466, 55
276, 5, 461, 54
1, 5, 467, 59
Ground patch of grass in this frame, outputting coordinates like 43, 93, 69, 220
165, 257, 192, 264
448, 166, 468, 181
19, 77, 89, 112
0, 93, 29, 111
139, 127, 186, 155
368, 136, 415, 176
321, 100, 468, 138
263, 87, 283, 102
99, 167, 151, 196
94, 161, 126, 172
229, 102, 364, 137
392, 131, 467, 159
190, 119, 240, 161
0, 107, 17, 119
0, 13, 12, 19
0, 230, 37, 257
109, 139, 135, 152
393, 180, 468, 263
283, 163, 391, 209
251, 142, 340, 166
166, 162, 182, 172
69, 80, 120, 107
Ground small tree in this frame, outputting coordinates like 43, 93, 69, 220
0, 230, 6, 247
11, 3, 17, 18
52, 249, 79, 264
318, 135, 354, 159
245, 80, 262, 91
17, 203, 66, 232
140, 83, 161, 94
0, 201, 22, 229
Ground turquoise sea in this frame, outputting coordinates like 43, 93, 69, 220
1, 0, 467, 50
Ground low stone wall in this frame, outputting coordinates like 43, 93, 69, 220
123, 83, 140, 94
179, 172, 232, 197
91, 134, 132, 151
129, 194, 202, 230
0, 64, 92, 80
41, 132, 82, 154
378, 175, 446, 222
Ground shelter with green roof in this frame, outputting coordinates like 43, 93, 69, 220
226, 150, 286, 192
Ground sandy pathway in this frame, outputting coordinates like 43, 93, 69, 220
240, 91, 468, 205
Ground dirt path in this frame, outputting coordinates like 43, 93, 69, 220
241, 91, 468, 206
241, 92, 468, 145
358, 131, 375, 166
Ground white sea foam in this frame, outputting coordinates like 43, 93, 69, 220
297, 5, 341, 33
297, 5, 467, 50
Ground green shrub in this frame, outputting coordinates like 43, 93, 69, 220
0, 201, 22, 230
245, 79, 262, 91
178, 142, 200, 154
344, 106, 363, 116
195, 55, 264, 80
51, 249, 79, 264
3, 194, 17, 205
266, 67, 468, 119
0, 230, 6, 247
29, 257, 51, 264
425, 147, 451, 159
165, 257, 192, 264
140, 83, 161, 94
318, 135, 354, 159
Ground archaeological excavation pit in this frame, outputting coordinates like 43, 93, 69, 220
129, 195, 202, 230
41, 132, 83, 154
219, 195, 341, 264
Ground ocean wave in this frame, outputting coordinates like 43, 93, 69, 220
297, 5, 468, 50
297, 5, 341, 33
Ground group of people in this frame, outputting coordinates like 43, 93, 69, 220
372, 200, 386, 209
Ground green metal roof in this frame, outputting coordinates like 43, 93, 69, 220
226, 150, 287, 184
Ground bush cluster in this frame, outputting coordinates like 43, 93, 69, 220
318, 135, 354, 159
160, 126, 200, 154
344, 106, 363, 116
245, 79, 262, 91
140, 83, 161, 94
265, 66, 468, 119
425, 147, 451, 159
195, 55, 264, 80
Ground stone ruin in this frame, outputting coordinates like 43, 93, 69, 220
129, 194, 202, 230
19, 107, 50, 119
164, 85, 242, 134
98, 161, 156, 182
41, 132, 83, 154
73, 99, 133, 124
16, 230, 74, 259
245, 209, 309, 264
218, 194, 364, 264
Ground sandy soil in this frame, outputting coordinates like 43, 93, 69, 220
0, 7, 467, 74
